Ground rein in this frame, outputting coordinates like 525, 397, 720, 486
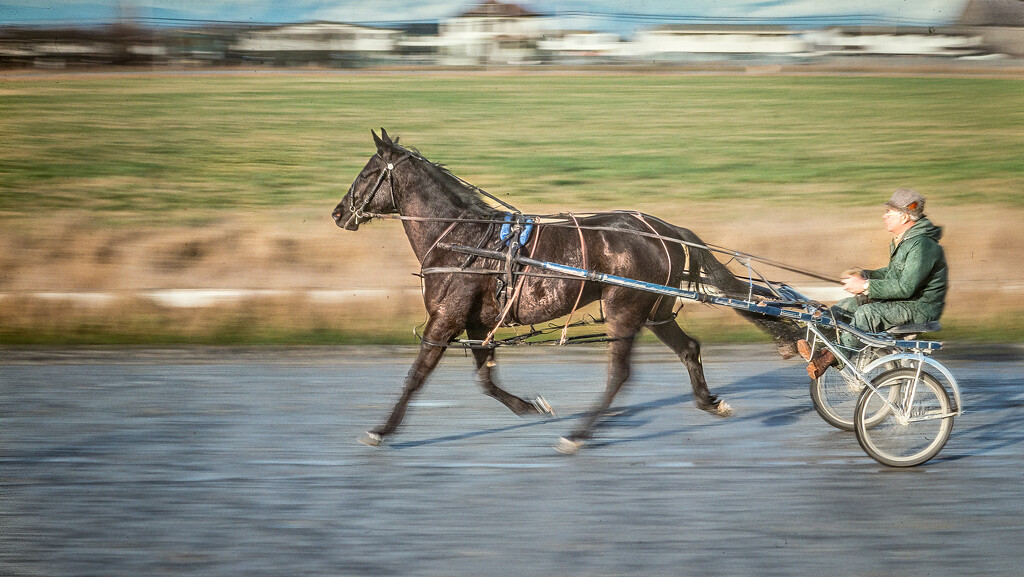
349, 143, 837, 285
360, 210, 840, 286
348, 149, 832, 351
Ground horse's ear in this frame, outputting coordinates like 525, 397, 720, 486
372, 129, 396, 160
380, 127, 393, 145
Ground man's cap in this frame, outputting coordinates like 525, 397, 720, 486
884, 188, 925, 220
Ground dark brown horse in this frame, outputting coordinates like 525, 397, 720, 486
332, 129, 799, 453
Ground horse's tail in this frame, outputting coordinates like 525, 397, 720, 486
673, 225, 802, 355
673, 226, 747, 297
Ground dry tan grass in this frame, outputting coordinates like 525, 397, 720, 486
4, 205, 1017, 291
1, 205, 1021, 342
0, 292, 428, 344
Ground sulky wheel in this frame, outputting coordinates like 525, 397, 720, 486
810, 347, 898, 431
854, 368, 954, 467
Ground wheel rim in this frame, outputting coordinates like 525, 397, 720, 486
855, 368, 953, 467
811, 347, 899, 431
812, 366, 861, 430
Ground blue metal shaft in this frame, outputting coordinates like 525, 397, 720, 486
440, 243, 940, 350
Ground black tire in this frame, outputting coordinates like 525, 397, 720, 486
854, 368, 954, 467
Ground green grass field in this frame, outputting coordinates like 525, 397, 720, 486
3, 73, 1023, 220
2, 71, 1023, 344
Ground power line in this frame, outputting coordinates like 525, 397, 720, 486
4, 10, 954, 30
549, 10, 951, 27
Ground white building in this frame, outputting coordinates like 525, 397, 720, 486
230, 22, 400, 64
806, 27, 984, 57
439, 1, 547, 65
626, 25, 810, 58
537, 31, 624, 61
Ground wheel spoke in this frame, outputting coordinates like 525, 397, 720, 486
855, 368, 953, 467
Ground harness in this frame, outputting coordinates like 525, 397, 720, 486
494, 212, 535, 316
499, 213, 535, 248
352, 152, 540, 327
345, 147, 838, 350
346, 152, 412, 226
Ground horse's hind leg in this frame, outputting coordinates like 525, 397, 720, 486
468, 328, 553, 416
648, 318, 733, 417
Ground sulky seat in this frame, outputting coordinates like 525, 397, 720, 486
886, 321, 942, 338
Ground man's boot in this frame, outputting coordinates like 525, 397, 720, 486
806, 349, 836, 379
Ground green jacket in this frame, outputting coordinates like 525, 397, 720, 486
864, 217, 948, 320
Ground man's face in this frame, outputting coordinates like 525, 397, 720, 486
883, 209, 909, 234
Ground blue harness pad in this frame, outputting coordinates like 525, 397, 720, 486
499, 214, 535, 247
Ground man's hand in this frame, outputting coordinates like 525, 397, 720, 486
843, 275, 868, 295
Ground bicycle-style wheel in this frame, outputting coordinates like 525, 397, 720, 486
854, 368, 954, 467
810, 366, 863, 430
810, 347, 897, 431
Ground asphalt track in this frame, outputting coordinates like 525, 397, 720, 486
1, 344, 1022, 576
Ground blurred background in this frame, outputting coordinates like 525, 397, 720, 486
3, 0, 1024, 67
2, 0, 1023, 345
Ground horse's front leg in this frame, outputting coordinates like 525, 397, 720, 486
467, 327, 554, 417
358, 317, 457, 447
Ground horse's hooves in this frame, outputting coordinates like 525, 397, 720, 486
713, 401, 734, 417
358, 431, 383, 447
554, 437, 584, 455
532, 396, 556, 417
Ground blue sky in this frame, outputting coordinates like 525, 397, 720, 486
0, 0, 970, 33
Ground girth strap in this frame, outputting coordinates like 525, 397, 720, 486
484, 220, 543, 346
494, 213, 534, 314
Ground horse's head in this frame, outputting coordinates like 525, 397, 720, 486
332, 128, 406, 231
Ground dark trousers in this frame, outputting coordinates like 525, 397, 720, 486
831, 296, 928, 348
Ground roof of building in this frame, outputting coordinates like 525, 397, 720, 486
827, 25, 972, 35
647, 24, 798, 35
253, 21, 401, 33
458, 1, 542, 18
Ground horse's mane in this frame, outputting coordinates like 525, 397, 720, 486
389, 141, 511, 215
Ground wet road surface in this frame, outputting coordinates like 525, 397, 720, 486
2, 344, 1022, 576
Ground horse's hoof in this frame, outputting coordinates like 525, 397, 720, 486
554, 437, 584, 455
713, 401, 734, 417
358, 431, 383, 447
532, 396, 556, 417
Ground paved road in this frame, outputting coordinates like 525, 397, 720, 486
1, 344, 1022, 576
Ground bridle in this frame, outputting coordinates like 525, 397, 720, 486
346, 151, 412, 225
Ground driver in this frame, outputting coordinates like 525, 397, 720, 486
799, 188, 949, 379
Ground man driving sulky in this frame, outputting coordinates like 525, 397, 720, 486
800, 188, 949, 379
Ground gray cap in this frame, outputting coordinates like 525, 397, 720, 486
884, 188, 925, 220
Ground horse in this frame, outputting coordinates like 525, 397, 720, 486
332, 129, 800, 453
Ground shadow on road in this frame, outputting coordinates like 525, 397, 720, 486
386, 358, 1024, 466
390, 394, 691, 450
934, 373, 1024, 462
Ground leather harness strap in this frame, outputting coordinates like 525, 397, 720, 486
559, 213, 589, 345
629, 212, 674, 324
